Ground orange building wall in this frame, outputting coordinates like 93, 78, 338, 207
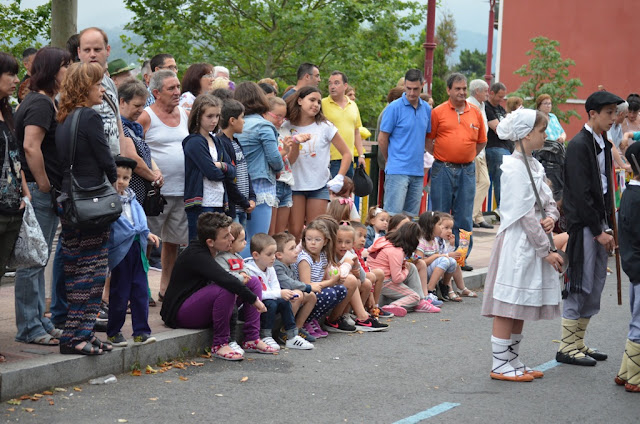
497, 0, 638, 138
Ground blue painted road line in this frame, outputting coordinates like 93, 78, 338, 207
533, 359, 561, 372
392, 402, 461, 424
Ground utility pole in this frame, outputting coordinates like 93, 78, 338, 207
484, 0, 496, 86
51, 0, 77, 49
423, 0, 437, 95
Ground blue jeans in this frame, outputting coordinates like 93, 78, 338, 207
50, 240, 67, 326
430, 160, 475, 260
485, 147, 511, 208
240, 202, 273, 257
261, 298, 296, 332
14, 184, 57, 342
186, 206, 225, 243
383, 174, 424, 216
329, 159, 354, 179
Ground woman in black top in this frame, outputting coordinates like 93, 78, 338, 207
56, 62, 117, 356
14, 47, 71, 346
0, 52, 31, 359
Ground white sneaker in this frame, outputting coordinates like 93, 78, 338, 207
285, 335, 314, 350
228, 341, 245, 355
343, 314, 356, 327
261, 336, 281, 351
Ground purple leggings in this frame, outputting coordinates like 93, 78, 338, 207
175, 276, 262, 346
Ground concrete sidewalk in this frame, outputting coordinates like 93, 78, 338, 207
0, 226, 497, 401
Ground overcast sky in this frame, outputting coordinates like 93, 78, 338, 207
18, 0, 491, 35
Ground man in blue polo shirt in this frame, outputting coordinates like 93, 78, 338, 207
378, 69, 431, 216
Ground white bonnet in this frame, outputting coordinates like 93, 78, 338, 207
496, 108, 537, 141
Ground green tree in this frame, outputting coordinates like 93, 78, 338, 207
455, 48, 486, 81
0, 0, 51, 74
122, 0, 426, 126
435, 10, 456, 61
511, 36, 582, 123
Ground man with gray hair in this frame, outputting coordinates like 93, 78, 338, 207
609, 101, 628, 149
426, 73, 487, 271
137, 70, 189, 301
467, 79, 492, 229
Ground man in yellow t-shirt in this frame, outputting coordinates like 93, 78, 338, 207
322, 71, 366, 178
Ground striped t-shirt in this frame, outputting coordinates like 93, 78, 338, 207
293, 250, 327, 283
231, 138, 250, 212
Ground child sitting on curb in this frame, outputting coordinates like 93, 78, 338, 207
244, 233, 314, 350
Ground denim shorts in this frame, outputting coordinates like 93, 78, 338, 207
275, 181, 293, 208
292, 185, 330, 201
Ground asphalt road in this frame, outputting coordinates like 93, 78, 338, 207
3, 259, 640, 423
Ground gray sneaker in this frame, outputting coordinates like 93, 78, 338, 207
107, 333, 128, 347
133, 334, 156, 345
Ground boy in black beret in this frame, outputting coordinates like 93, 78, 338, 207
106, 156, 160, 346
615, 142, 640, 391
556, 91, 624, 366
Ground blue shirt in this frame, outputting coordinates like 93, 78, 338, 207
380, 93, 431, 176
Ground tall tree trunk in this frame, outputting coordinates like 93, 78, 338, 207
51, 0, 77, 49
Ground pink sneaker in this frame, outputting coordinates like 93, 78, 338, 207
414, 299, 440, 313
311, 319, 329, 337
382, 304, 407, 317
304, 322, 324, 338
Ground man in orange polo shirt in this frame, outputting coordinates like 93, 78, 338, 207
426, 73, 487, 271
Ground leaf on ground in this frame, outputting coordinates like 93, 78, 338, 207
30, 397, 39, 401
131, 370, 142, 377
54, 388, 66, 392
173, 362, 186, 369
246, 358, 255, 361
164, 380, 172, 383
117, 419, 128, 423
7, 400, 21, 405
73, 387, 82, 392
552, 339, 561, 343
7, 408, 15, 412
145, 365, 157, 374
199, 352, 211, 359
190, 361, 204, 366
148, 398, 158, 401
440, 319, 451, 322
356, 330, 364, 334
411, 320, 416, 323
23, 408, 34, 413
179, 376, 188, 381
32, 394, 43, 399
19, 395, 30, 400
48, 400, 54, 406
214, 394, 223, 397
42, 391, 53, 396
240, 376, 248, 382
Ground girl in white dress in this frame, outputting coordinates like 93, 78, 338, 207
481, 108, 565, 382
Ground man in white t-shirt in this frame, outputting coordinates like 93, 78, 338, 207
137, 70, 189, 300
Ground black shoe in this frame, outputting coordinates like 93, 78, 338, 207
461, 265, 474, 272
477, 221, 493, 229
472, 222, 480, 228
585, 349, 608, 361
94, 320, 107, 333
555, 351, 597, 366
324, 316, 356, 333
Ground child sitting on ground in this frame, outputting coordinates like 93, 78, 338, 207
364, 206, 389, 248
367, 221, 440, 316
273, 232, 318, 342
244, 233, 314, 350
329, 176, 360, 220
350, 220, 390, 318
414, 211, 447, 307
436, 213, 477, 301
107, 156, 160, 347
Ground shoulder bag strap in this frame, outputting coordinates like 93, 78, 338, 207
68, 108, 83, 178
103, 91, 118, 116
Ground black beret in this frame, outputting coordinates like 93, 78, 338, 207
114, 155, 137, 171
585, 91, 624, 113
625, 141, 640, 175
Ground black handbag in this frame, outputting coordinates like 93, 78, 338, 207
353, 163, 373, 197
60, 108, 122, 229
142, 181, 166, 216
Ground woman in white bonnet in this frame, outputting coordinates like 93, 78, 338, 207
481, 108, 565, 382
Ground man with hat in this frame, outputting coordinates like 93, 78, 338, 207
556, 90, 623, 366
108, 58, 135, 89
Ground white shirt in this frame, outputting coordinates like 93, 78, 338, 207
585, 124, 607, 194
202, 143, 225, 207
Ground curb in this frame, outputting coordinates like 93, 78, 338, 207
0, 269, 487, 401
0, 328, 212, 402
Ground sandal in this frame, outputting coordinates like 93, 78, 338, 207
157, 292, 164, 302
149, 297, 157, 307
458, 288, 478, 298
448, 290, 463, 302
60, 341, 104, 356
242, 339, 279, 354
212, 344, 244, 361
31, 334, 60, 346
48, 328, 63, 338
89, 335, 113, 352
